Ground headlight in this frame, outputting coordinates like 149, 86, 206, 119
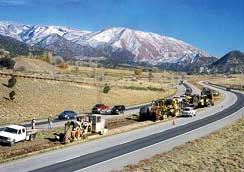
7, 137, 13, 141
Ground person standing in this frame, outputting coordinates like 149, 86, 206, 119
48, 115, 53, 129
31, 117, 36, 130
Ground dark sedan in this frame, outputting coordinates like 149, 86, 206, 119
58, 110, 77, 120
104, 105, 126, 115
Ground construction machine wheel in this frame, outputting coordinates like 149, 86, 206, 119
174, 109, 180, 117
152, 112, 159, 121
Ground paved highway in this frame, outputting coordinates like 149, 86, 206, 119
1, 82, 243, 172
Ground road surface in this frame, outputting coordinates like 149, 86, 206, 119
0, 82, 243, 172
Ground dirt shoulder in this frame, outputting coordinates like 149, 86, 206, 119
0, 114, 173, 163
117, 118, 244, 172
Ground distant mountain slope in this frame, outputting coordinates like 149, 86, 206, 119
0, 21, 213, 69
0, 34, 44, 57
0, 34, 29, 57
211, 50, 244, 73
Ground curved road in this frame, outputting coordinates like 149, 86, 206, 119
0, 82, 243, 172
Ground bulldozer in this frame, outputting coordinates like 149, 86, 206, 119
139, 98, 181, 121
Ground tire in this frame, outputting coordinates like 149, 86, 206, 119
29, 134, 35, 141
9, 140, 15, 146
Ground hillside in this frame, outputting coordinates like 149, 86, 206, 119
0, 21, 213, 69
0, 35, 29, 57
119, 118, 244, 172
0, 34, 44, 57
14, 57, 60, 73
211, 50, 244, 73
0, 76, 176, 124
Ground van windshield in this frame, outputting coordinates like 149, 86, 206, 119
4, 127, 18, 134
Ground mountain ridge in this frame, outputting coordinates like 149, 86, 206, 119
211, 50, 244, 73
0, 21, 214, 69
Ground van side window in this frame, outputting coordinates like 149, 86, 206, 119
97, 117, 101, 123
22, 129, 25, 133
18, 130, 21, 134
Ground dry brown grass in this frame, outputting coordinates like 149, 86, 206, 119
211, 74, 244, 90
0, 76, 176, 124
14, 57, 60, 73
118, 118, 244, 172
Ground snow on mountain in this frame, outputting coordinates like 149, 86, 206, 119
0, 21, 210, 65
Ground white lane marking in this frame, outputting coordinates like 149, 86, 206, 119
76, 100, 244, 172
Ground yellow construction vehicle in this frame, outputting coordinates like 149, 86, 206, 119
59, 114, 107, 144
62, 120, 83, 144
140, 98, 181, 121
201, 87, 214, 107
182, 94, 200, 109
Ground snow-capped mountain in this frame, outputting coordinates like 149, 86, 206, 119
0, 21, 212, 66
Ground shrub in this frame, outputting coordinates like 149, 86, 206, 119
9, 91, 16, 100
103, 85, 110, 94
8, 76, 17, 88
0, 57, 15, 69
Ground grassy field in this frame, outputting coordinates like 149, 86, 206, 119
211, 74, 244, 90
14, 57, 60, 73
0, 77, 176, 124
117, 118, 244, 172
187, 74, 244, 91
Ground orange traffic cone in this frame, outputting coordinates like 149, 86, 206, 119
172, 119, 176, 125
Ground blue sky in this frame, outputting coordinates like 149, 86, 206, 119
0, 0, 243, 57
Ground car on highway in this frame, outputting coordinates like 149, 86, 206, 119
181, 107, 196, 117
211, 89, 219, 96
58, 110, 77, 120
103, 105, 126, 115
185, 88, 192, 95
92, 104, 110, 114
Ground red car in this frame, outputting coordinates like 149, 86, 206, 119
92, 104, 110, 114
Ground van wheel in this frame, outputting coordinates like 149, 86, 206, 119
29, 135, 34, 141
9, 140, 15, 146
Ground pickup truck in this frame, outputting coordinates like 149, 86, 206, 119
0, 125, 37, 146
182, 107, 196, 117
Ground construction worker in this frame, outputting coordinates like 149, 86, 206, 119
31, 117, 36, 130
48, 115, 53, 129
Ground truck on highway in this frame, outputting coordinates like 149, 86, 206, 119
0, 125, 37, 146
181, 107, 196, 117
